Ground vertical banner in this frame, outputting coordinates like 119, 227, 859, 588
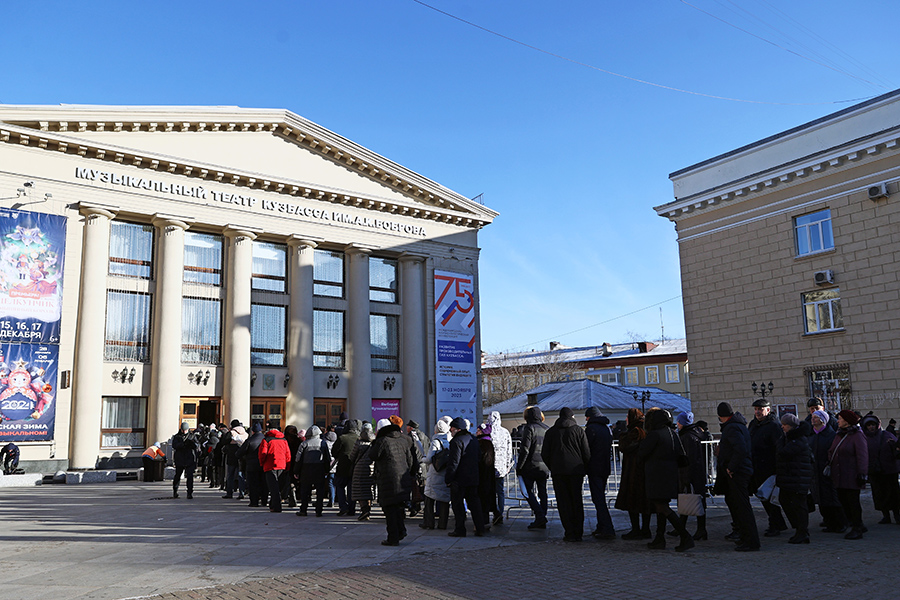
0, 209, 67, 344
434, 270, 477, 421
0, 343, 58, 441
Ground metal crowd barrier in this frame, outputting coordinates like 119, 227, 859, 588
503, 438, 720, 518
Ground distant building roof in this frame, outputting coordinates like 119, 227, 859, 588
483, 338, 687, 369
487, 378, 691, 416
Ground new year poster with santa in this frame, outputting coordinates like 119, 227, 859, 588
0, 344, 58, 441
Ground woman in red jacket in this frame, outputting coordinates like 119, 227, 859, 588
828, 410, 869, 540
259, 428, 292, 513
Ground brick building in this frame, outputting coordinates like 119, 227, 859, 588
656, 90, 900, 424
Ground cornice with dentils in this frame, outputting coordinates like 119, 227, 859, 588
0, 105, 498, 228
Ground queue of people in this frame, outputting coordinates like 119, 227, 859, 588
155, 399, 900, 550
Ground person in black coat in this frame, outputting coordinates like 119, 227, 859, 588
807, 410, 848, 532
776, 415, 814, 543
541, 407, 591, 542
368, 417, 418, 546
476, 424, 496, 530
748, 398, 789, 537
584, 407, 615, 540
516, 406, 550, 530
236, 423, 266, 507
171, 422, 198, 499
615, 408, 651, 540
446, 416, 485, 537
673, 411, 713, 541
637, 409, 693, 552
860, 414, 900, 525
715, 402, 760, 551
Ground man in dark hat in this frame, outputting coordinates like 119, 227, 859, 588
715, 402, 760, 551
748, 398, 788, 537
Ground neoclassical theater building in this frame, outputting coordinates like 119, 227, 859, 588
0, 104, 496, 471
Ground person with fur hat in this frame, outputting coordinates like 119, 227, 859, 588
541, 407, 591, 542
171, 422, 198, 499
446, 416, 486, 537
349, 422, 377, 521
859, 414, 900, 525
776, 414, 814, 543
516, 406, 550, 530
615, 408, 651, 540
422, 419, 452, 530
829, 410, 869, 539
369, 415, 419, 545
749, 398, 789, 537
584, 406, 615, 540
715, 402, 760, 551
294, 425, 332, 517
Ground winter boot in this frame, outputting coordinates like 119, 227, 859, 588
667, 511, 694, 552
693, 515, 708, 540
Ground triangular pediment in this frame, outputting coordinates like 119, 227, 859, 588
0, 105, 497, 228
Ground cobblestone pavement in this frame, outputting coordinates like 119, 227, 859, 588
1, 481, 897, 600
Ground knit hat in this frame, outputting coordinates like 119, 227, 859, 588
812, 410, 829, 426
449, 416, 467, 431
585, 407, 603, 419
434, 420, 450, 435
676, 411, 694, 426
375, 418, 391, 432
781, 413, 800, 428
251, 423, 263, 433
181, 422, 190, 431
717, 402, 734, 418
837, 410, 859, 426
306, 425, 322, 438
389, 415, 404, 428
559, 407, 575, 419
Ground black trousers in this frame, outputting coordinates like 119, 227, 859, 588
245, 468, 266, 506
724, 473, 759, 548
552, 474, 585, 540
383, 502, 407, 543
837, 488, 863, 528
762, 498, 788, 531
266, 470, 285, 511
779, 489, 809, 536
450, 483, 485, 534
173, 465, 194, 494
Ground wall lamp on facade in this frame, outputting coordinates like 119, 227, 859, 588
751, 381, 774, 399
111, 367, 136, 384
283, 373, 291, 388
383, 376, 396, 391
188, 370, 211, 385
326, 374, 340, 389
632, 390, 651, 413
250, 371, 257, 387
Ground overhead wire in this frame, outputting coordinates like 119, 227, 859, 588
410, 0, 876, 106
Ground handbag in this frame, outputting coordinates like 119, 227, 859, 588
754, 474, 780, 506
677, 493, 705, 516
432, 447, 450, 472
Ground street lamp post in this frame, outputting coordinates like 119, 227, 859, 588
632, 390, 651, 413
751, 381, 774, 399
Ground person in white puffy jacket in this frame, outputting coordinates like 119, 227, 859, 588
488, 411, 514, 525
421, 419, 452, 530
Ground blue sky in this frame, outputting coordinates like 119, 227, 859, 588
2, 1, 898, 352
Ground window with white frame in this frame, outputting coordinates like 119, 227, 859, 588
314, 249, 344, 297
105, 290, 152, 362
109, 221, 154, 279
370, 257, 398, 303
313, 309, 345, 368
600, 372, 620, 385
252, 241, 287, 292
795, 209, 834, 257
101, 396, 147, 448
182, 297, 221, 364
665, 364, 680, 383
802, 289, 843, 333
251, 303, 287, 366
625, 367, 638, 385
183, 232, 223, 285
645, 366, 659, 385
370, 313, 399, 371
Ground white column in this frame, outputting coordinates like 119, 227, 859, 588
400, 254, 428, 428
286, 235, 318, 428
148, 215, 189, 446
345, 245, 371, 421
70, 203, 117, 469
222, 226, 257, 427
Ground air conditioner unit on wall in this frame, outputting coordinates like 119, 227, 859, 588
814, 270, 835, 285
868, 183, 889, 200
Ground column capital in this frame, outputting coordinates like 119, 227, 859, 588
398, 252, 426, 264
286, 234, 323, 249
78, 201, 118, 220
344, 243, 376, 256
151, 214, 193, 231
223, 224, 261, 242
